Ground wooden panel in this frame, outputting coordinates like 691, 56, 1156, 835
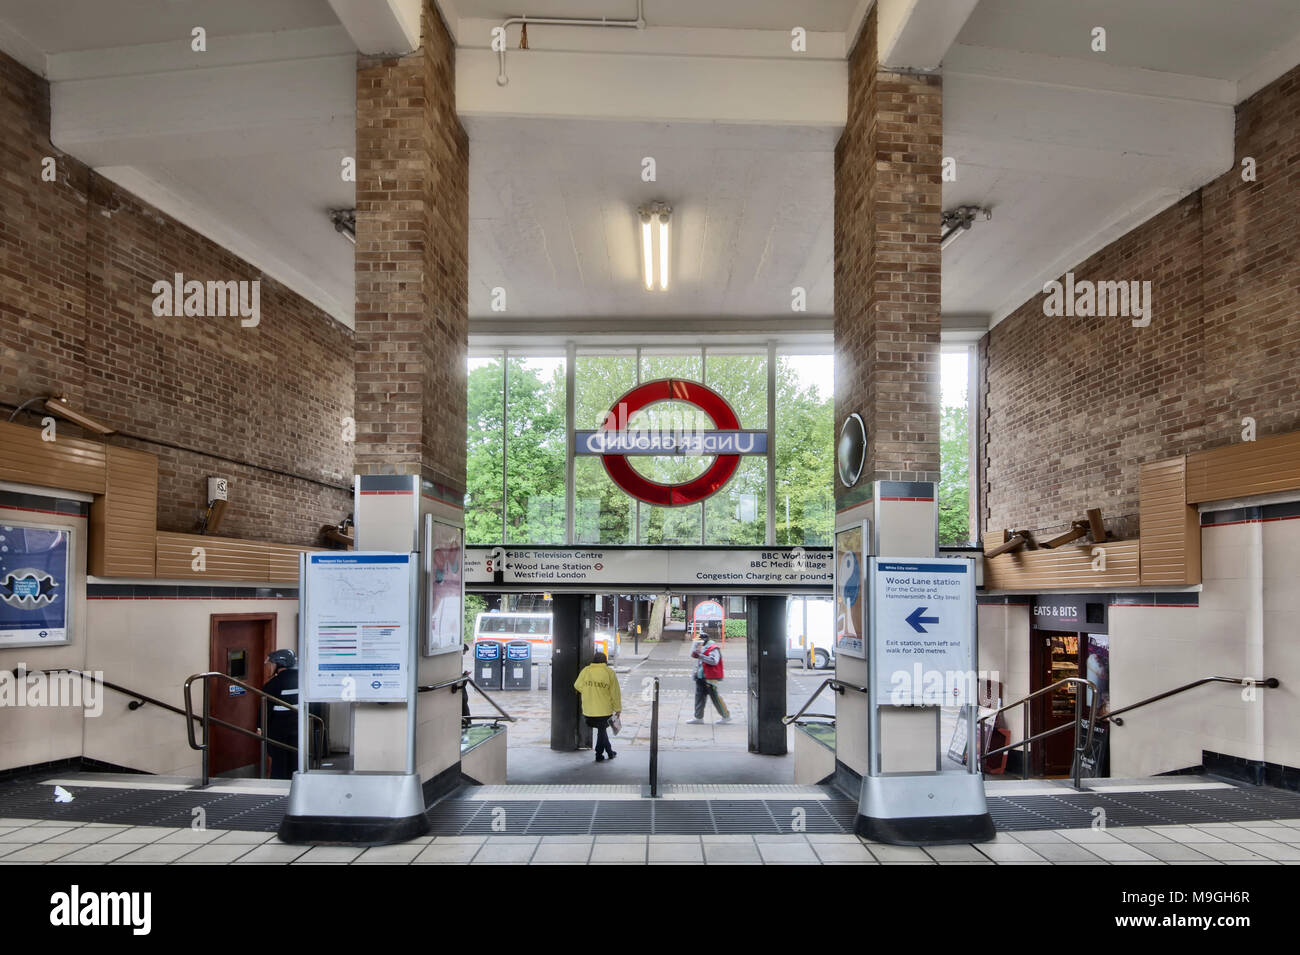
1138, 457, 1201, 587
155, 532, 271, 582
982, 535, 1140, 591
89, 446, 158, 577
1186, 431, 1300, 504
0, 419, 106, 494
266, 544, 324, 583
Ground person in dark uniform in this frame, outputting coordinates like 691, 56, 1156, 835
262, 649, 300, 780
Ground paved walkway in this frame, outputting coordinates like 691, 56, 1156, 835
484, 636, 831, 752
3, 818, 1299, 864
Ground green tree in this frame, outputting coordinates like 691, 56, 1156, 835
939, 399, 971, 545
466, 351, 837, 547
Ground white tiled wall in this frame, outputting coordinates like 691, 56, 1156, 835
1109, 516, 1300, 777
976, 602, 1030, 744
81, 597, 298, 775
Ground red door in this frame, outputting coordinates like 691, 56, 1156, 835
208, 614, 274, 776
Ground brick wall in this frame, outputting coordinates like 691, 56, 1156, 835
354, 0, 468, 496
0, 48, 354, 546
981, 64, 1300, 541
834, 7, 943, 495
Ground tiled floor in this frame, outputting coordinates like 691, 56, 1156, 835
3, 817, 1299, 864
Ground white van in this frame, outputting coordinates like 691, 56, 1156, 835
473, 611, 553, 661
786, 596, 835, 669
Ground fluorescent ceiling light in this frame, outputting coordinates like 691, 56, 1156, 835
639, 203, 672, 292
641, 212, 654, 291
658, 211, 670, 291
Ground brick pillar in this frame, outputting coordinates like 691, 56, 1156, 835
833, 7, 942, 505
354, 0, 468, 500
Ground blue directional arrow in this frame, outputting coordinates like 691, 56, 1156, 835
905, 606, 940, 633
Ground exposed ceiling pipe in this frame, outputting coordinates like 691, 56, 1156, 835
496, 0, 646, 86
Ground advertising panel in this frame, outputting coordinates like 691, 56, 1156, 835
834, 524, 866, 658
0, 522, 71, 648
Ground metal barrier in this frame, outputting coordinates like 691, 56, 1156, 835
648, 676, 661, 798
978, 677, 1097, 790
183, 672, 327, 787
979, 674, 1279, 790
417, 675, 516, 726
782, 677, 869, 726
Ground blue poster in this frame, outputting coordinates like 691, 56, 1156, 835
0, 524, 70, 646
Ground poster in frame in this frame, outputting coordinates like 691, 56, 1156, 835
0, 521, 73, 649
424, 516, 464, 657
833, 521, 867, 658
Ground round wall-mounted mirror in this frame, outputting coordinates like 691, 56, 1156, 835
837, 412, 866, 488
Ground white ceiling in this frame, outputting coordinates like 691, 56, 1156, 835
0, 0, 338, 53
1, 0, 1299, 337
466, 118, 836, 319
957, 0, 1300, 80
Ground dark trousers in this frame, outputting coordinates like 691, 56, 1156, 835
268, 737, 295, 780
586, 715, 614, 757
694, 678, 730, 719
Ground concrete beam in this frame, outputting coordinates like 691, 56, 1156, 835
457, 47, 846, 126
327, 0, 421, 54
50, 53, 356, 166
877, 0, 980, 71
945, 47, 1234, 190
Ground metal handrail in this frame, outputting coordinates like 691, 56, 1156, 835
979, 674, 1281, 789
418, 675, 515, 724
978, 676, 1098, 790
16, 667, 200, 724
782, 677, 869, 725
183, 672, 327, 786
1106, 676, 1279, 725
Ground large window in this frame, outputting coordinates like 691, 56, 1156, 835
505, 356, 565, 544
465, 354, 505, 545
774, 352, 834, 546
467, 345, 836, 546
939, 347, 976, 547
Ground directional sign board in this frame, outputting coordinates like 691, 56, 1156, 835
870, 557, 976, 706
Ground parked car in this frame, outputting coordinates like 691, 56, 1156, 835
786, 596, 835, 669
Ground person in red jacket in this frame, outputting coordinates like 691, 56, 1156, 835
685, 635, 731, 724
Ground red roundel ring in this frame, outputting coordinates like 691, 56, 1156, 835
600, 379, 741, 507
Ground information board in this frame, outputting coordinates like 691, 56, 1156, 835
303, 552, 413, 702
872, 557, 975, 705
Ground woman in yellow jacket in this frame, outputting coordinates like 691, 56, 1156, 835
574, 651, 622, 762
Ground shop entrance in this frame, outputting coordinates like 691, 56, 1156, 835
1028, 595, 1112, 778
1030, 630, 1080, 776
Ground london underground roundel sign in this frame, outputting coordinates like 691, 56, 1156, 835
573, 379, 768, 507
